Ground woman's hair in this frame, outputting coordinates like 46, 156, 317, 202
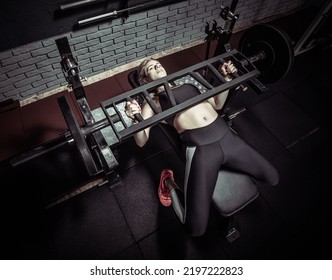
137, 58, 157, 86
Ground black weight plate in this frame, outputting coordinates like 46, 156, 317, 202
57, 95, 99, 176
238, 24, 294, 83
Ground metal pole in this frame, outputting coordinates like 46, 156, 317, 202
78, 0, 172, 26
293, 0, 332, 56
60, 0, 105, 11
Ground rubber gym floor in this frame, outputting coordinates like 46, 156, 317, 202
0, 8, 331, 260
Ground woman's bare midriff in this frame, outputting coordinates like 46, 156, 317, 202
173, 101, 218, 133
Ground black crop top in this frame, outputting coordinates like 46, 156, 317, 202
157, 84, 201, 125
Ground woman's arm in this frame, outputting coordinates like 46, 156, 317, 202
207, 61, 236, 110
208, 87, 230, 110
125, 99, 155, 147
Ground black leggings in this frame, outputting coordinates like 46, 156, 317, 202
172, 117, 279, 236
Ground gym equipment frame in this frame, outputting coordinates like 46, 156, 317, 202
10, 1, 297, 200
294, 0, 332, 56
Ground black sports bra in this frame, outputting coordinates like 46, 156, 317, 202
157, 84, 201, 125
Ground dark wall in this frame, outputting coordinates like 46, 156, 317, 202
0, 0, 179, 52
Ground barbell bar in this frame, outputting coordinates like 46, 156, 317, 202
11, 23, 295, 183
59, 25, 296, 177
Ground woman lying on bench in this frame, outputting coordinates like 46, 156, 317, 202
125, 58, 279, 236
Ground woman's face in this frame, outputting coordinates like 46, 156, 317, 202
143, 60, 167, 83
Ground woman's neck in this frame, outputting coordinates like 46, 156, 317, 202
155, 82, 178, 94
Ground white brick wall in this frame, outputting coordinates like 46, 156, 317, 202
0, 0, 308, 103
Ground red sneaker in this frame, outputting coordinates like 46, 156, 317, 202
158, 169, 174, 207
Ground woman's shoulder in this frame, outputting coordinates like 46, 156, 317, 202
142, 95, 161, 110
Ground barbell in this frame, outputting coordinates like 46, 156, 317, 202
55, 48, 262, 177
11, 23, 297, 185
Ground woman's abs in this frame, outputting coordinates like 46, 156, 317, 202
173, 102, 218, 133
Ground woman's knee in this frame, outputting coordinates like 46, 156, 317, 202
263, 165, 279, 186
269, 167, 279, 186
